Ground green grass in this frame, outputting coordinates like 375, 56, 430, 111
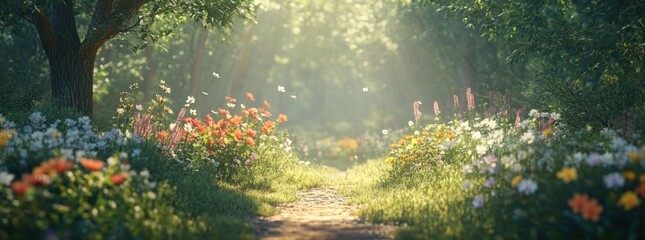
339, 159, 492, 239
145, 153, 329, 238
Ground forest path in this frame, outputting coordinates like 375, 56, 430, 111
252, 172, 397, 240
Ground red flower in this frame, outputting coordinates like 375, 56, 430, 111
636, 183, 645, 197
183, 117, 193, 123
245, 137, 255, 146
246, 92, 255, 101
263, 101, 271, 109
80, 158, 105, 172
22, 173, 51, 186
11, 181, 30, 197
110, 173, 128, 186
277, 114, 288, 123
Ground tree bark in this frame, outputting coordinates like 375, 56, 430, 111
31, 0, 147, 117
229, 27, 254, 96
144, 42, 156, 100
189, 28, 209, 97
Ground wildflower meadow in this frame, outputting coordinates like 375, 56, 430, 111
1, 0, 644, 239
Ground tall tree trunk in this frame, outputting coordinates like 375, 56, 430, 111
460, 29, 477, 91
190, 28, 209, 97
49, 48, 97, 117
33, 1, 95, 116
31, 0, 146, 117
230, 27, 254, 96
144, 42, 156, 100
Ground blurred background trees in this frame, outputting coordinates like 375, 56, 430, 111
1, 0, 642, 135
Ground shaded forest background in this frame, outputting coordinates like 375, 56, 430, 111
1, 0, 643, 136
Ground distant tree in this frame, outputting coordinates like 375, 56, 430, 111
422, 0, 645, 129
1, 0, 254, 117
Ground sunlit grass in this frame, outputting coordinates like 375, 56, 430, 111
339, 159, 491, 239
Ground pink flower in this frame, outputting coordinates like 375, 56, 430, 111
466, 88, 475, 111
413, 101, 422, 123
453, 94, 460, 110
433, 101, 441, 117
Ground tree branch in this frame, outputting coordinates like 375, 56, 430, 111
11, 0, 35, 23
83, 0, 148, 51
32, 6, 58, 56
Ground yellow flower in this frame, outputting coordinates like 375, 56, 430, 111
511, 175, 523, 187
626, 151, 641, 162
0, 129, 16, 147
556, 167, 578, 183
542, 127, 555, 137
640, 174, 645, 184
623, 171, 637, 181
617, 191, 640, 211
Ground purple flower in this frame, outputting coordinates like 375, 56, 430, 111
603, 172, 625, 189
484, 177, 496, 187
472, 195, 485, 208
517, 179, 538, 195
585, 153, 602, 167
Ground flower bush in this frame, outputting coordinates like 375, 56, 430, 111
378, 89, 645, 238
293, 128, 404, 167
0, 83, 318, 238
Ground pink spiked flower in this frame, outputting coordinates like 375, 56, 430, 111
433, 101, 441, 117
466, 88, 475, 111
413, 101, 422, 123
453, 94, 460, 110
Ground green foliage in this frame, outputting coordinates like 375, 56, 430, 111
344, 92, 645, 239
0, 86, 327, 238
422, 0, 645, 129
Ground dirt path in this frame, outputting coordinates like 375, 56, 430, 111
253, 186, 397, 240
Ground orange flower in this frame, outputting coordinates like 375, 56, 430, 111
624, 171, 637, 181
581, 199, 603, 222
262, 121, 275, 134
233, 129, 243, 141
225, 96, 237, 103
568, 193, 590, 213
248, 108, 259, 119
205, 114, 215, 126
246, 92, 255, 101
245, 137, 255, 146
22, 173, 51, 186
229, 115, 243, 126
51, 157, 73, 174
218, 108, 230, 116
636, 183, 645, 197
246, 129, 257, 138
158, 131, 169, 140
277, 114, 288, 123
80, 158, 105, 171
32, 165, 55, 177
110, 173, 127, 186
11, 181, 30, 197
263, 100, 271, 109
260, 108, 272, 117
